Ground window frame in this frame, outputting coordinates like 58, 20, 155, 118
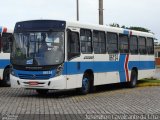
107, 32, 118, 54
138, 36, 147, 55
2, 33, 13, 53
67, 30, 80, 60
130, 35, 138, 54
146, 37, 154, 55
93, 30, 106, 54
119, 34, 129, 53
80, 29, 92, 54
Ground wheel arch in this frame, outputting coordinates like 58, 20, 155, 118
83, 69, 94, 87
3, 65, 11, 80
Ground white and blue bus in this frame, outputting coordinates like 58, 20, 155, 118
0, 26, 13, 86
10, 20, 155, 94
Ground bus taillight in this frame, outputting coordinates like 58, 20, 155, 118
3, 27, 7, 33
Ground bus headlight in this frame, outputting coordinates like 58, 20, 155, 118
55, 64, 64, 77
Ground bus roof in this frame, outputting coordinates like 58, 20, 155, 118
14, 19, 154, 38
66, 21, 154, 38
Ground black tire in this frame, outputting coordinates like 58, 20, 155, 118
36, 89, 48, 95
80, 77, 90, 95
128, 70, 137, 88
3, 68, 11, 87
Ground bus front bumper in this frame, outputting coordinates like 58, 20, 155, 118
10, 74, 67, 90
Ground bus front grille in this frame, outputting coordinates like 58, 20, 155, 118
18, 74, 51, 80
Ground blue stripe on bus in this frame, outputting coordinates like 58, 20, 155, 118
63, 61, 155, 74
63, 60, 155, 82
63, 61, 118, 74
13, 60, 155, 82
128, 61, 155, 70
0, 59, 10, 68
63, 54, 128, 75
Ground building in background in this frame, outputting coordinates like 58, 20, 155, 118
155, 45, 160, 67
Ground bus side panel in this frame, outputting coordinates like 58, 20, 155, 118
94, 72, 120, 85
128, 55, 155, 80
138, 69, 155, 80
65, 54, 155, 89
65, 54, 94, 89
0, 53, 10, 80
66, 73, 83, 89
65, 61, 81, 89
138, 55, 155, 79
128, 55, 140, 81
66, 60, 95, 89
93, 54, 119, 85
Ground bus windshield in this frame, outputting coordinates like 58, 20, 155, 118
11, 31, 64, 66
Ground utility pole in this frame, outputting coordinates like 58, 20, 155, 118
77, 0, 79, 21
99, 0, 103, 25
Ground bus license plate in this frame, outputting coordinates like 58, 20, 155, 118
29, 82, 39, 86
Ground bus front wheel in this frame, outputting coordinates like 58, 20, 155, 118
3, 68, 11, 87
128, 70, 137, 88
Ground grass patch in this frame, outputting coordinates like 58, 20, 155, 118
138, 78, 160, 83
137, 78, 160, 87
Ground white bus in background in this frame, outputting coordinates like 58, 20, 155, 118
0, 26, 13, 86
10, 20, 155, 94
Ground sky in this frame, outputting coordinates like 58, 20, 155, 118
0, 0, 160, 41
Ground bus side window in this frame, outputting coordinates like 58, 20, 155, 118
138, 36, 146, 55
107, 32, 118, 54
67, 31, 80, 60
119, 34, 129, 53
2, 33, 13, 53
146, 37, 154, 55
80, 29, 92, 54
130, 35, 138, 54
93, 30, 106, 54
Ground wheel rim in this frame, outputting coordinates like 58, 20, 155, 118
82, 78, 89, 93
132, 72, 137, 86
4, 71, 10, 85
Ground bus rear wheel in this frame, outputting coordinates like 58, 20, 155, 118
3, 68, 11, 87
128, 70, 137, 88
36, 89, 48, 95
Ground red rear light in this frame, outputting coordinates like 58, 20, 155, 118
3, 27, 7, 33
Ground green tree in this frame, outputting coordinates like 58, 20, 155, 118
121, 25, 129, 29
109, 23, 151, 33
109, 23, 120, 27
129, 27, 150, 32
